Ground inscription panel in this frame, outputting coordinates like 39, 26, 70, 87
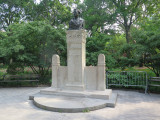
70, 44, 82, 49
69, 49, 81, 55
66, 30, 86, 43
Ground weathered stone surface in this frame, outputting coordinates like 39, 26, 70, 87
97, 54, 106, 91
33, 93, 117, 113
1, 87, 160, 119
37, 29, 113, 112
98, 54, 105, 66
57, 66, 67, 88
51, 30, 107, 91
84, 66, 97, 90
66, 30, 86, 91
52, 54, 60, 66
51, 55, 60, 88
40, 88, 112, 100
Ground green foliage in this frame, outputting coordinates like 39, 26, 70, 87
109, 67, 156, 77
7, 63, 24, 75
0, 0, 80, 31
118, 57, 137, 70
0, 21, 66, 82
86, 32, 115, 68
24, 0, 77, 26
105, 0, 158, 43
82, 109, 90, 113
0, 71, 4, 78
80, 0, 159, 44
0, 31, 7, 63
117, 43, 142, 69
0, 0, 28, 31
0, 0, 160, 86
78, 0, 111, 33
105, 34, 126, 69
107, 72, 146, 87
131, 16, 160, 76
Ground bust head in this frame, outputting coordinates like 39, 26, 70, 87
73, 9, 81, 19
69, 9, 85, 30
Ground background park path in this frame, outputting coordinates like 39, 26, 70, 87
0, 87, 160, 120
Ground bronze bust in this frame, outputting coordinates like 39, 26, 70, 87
69, 9, 85, 30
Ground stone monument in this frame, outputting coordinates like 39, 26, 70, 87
30, 9, 117, 112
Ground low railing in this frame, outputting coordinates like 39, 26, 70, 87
106, 71, 148, 94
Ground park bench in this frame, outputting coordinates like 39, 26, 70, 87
0, 74, 39, 87
148, 77, 160, 92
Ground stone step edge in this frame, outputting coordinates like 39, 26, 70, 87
29, 93, 117, 113
40, 89, 112, 100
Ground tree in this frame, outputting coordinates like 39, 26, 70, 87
131, 15, 160, 76
106, 0, 159, 43
80, 0, 159, 43
86, 29, 117, 69
25, 0, 79, 26
105, 34, 127, 69
78, 0, 111, 34
0, 0, 28, 31
0, 21, 67, 81
0, 31, 7, 64
0, 0, 79, 31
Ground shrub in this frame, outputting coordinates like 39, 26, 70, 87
7, 63, 24, 74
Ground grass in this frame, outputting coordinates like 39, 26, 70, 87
108, 66, 156, 77
0, 71, 3, 75
82, 109, 90, 113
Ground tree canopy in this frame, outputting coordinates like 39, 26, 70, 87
0, 0, 160, 77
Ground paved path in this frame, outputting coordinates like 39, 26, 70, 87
0, 87, 160, 120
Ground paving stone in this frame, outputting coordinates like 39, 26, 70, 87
0, 87, 160, 120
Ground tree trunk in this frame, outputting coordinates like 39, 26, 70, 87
125, 26, 131, 59
125, 28, 130, 44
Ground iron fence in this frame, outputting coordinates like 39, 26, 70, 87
106, 71, 148, 94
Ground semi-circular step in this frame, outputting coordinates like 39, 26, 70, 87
31, 94, 117, 113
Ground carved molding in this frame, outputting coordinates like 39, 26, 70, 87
66, 30, 86, 43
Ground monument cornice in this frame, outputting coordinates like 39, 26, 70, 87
66, 30, 86, 44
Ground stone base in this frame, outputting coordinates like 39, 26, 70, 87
65, 84, 85, 91
40, 87, 112, 100
30, 93, 117, 113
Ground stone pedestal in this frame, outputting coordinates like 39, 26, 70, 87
50, 30, 107, 91
30, 29, 117, 112
66, 30, 86, 91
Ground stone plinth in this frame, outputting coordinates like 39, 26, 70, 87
66, 30, 86, 91
40, 88, 112, 100
32, 92, 117, 113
